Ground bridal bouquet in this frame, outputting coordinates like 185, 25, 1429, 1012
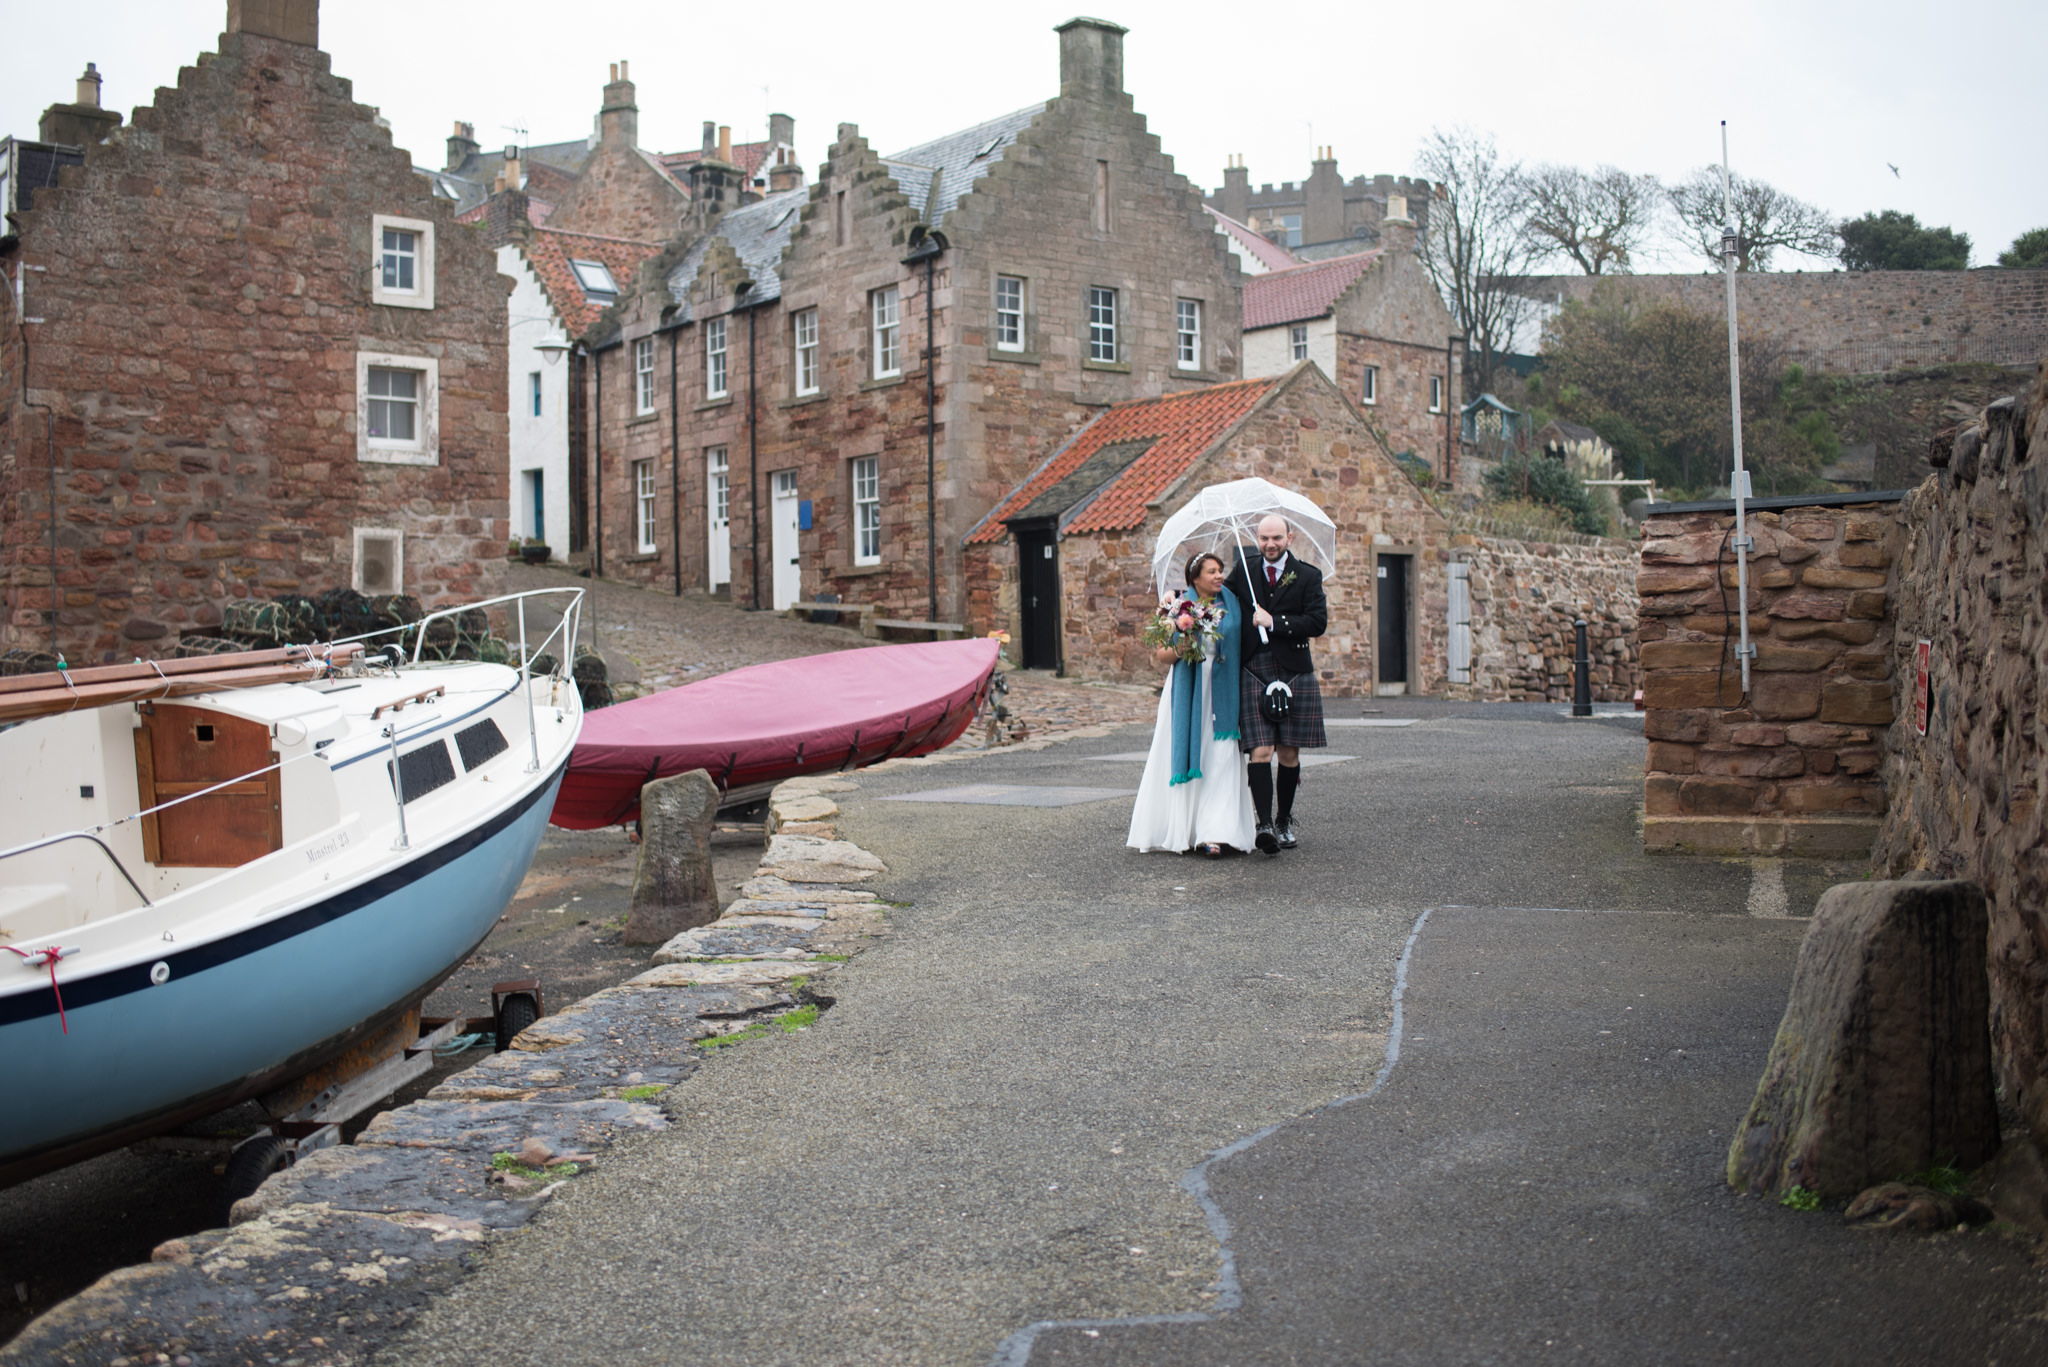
1141, 593, 1222, 665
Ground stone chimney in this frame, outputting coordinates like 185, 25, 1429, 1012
1219, 154, 1250, 224
494, 145, 522, 193
768, 146, 803, 194
38, 62, 123, 147
598, 60, 638, 148
446, 120, 478, 172
769, 112, 794, 149
225, 0, 319, 46
1304, 147, 1344, 247
1056, 16, 1128, 101
1380, 192, 1416, 255
701, 121, 717, 156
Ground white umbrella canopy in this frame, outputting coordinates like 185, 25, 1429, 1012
1151, 477, 1339, 597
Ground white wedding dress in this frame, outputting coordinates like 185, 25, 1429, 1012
1126, 627, 1256, 853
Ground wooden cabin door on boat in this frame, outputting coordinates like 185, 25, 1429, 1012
133, 703, 283, 867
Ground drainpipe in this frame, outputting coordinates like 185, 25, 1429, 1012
739, 284, 760, 610
902, 228, 948, 624
668, 322, 681, 597
11, 256, 58, 657
1445, 333, 1462, 485
592, 346, 604, 578
1719, 122, 1755, 697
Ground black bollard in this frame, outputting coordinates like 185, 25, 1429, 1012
1572, 618, 1592, 717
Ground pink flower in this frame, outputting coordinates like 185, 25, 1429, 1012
1175, 613, 1195, 633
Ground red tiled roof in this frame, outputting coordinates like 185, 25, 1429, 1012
454, 195, 552, 227
1242, 251, 1382, 331
660, 140, 776, 183
1206, 206, 1299, 274
521, 227, 667, 335
968, 377, 1283, 543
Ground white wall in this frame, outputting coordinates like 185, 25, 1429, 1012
1241, 317, 1337, 381
499, 243, 571, 551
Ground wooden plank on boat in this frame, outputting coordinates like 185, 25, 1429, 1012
0, 643, 355, 697
0, 649, 360, 725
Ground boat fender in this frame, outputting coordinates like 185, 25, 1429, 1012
151, 961, 172, 985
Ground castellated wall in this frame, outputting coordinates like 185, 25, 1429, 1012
1873, 364, 2048, 1153
1530, 269, 2048, 375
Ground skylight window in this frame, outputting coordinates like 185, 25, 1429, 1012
570, 259, 618, 298
973, 134, 1004, 160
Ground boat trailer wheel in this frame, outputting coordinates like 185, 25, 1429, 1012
222, 1133, 292, 1206
494, 979, 543, 1052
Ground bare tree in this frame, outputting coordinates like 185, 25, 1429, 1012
1517, 164, 1661, 275
1415, 127, 1541, 398
1667, 169, 1836, 271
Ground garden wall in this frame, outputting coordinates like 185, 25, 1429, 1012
1443, 531, 1641, 703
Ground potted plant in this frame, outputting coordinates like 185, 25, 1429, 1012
521, 542, 552, 565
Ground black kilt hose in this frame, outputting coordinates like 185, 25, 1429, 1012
1238, 656, 1327, 750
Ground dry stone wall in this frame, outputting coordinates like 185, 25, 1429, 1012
1635, 498, 1903, 855
1443, 533, 1640, 703
1872, 363, 2048, 1152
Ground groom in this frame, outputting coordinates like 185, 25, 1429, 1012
1225, 514, 1328, 854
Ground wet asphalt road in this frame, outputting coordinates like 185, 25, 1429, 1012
383, 700, 2045, 1367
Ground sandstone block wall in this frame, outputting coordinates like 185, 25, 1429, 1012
1443, 533, 1640, 703
1872, 364, 2048, 1151
1636, 499, 1903, 854
1, 28, 506, 663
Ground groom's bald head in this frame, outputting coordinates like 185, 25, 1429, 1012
1256, 515, 1291, 562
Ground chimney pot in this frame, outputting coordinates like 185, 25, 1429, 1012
609, 62, 618, 82
620, 59, 628, 79
75, 63, 102, 109
718, 125, 732, 163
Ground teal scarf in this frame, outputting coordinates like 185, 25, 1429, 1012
1168, 586, 1243, 786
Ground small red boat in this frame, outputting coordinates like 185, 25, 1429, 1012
551, 638, 1001, 829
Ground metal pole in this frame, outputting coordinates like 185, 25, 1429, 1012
519, 597, 539, 774
1572, 618, 1592, 717
1720, 121, 1754, 696
925, 252, 938, 624
386, 722, 410, 850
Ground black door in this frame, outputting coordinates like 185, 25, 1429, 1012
1376, 554, 1409, 688
1016, 526, 1060, 671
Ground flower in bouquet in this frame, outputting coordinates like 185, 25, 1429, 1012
1141, 592, 1219, 665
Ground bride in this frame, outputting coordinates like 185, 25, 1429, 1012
1127, 551, 1256, 857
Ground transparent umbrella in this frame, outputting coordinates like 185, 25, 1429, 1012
1152, 478, 1338, 644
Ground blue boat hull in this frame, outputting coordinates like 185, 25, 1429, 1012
0, 761, 566, 1185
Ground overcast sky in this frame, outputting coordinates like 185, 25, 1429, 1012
5, 0, 2041, 271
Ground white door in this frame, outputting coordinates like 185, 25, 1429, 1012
706, 448, 731, 590
1447, 561, 1472, 685
771, 469, 801, 610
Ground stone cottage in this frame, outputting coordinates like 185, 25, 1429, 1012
579, 16, 1243, 619
966, 362, 1453, 695
0, 0, 507, 663
1238, 230, 1462, 487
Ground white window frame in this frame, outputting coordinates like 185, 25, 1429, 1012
1430, 375, 1445, 413
1176, 299, 1201, 370
1290, 325, 1309, 363
1280, 213, 1302, 248
370, 214, 434, 310
634, 337, 656, 415
1088, 286, 1118, 363
355, 351, 439, 465
1361, 365, 1379, 405
793, 308, 819, 396
633, 458, 658, 553
706, 316, 729, 399
351, 527, 404, 596
872, 285, 901, 379
995, 276, 1025, 352
852, 455, 882, 566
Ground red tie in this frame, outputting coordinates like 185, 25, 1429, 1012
1266, 564, 1278, 587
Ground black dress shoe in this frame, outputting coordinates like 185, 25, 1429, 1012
1276, 819, 1299, 850
1254, 823, 1280, 855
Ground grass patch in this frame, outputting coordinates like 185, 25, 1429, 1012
489, 1152, 581, 1180
700, 1022, 771, 1050
1903, 1162, 1969, 1194
1780, 1185, 1822, 1212
619, 1084, 668, 1101
779, 1005, 819, 1032
811, 953, 850, 963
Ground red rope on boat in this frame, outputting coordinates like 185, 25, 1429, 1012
6, 945, 71, 1034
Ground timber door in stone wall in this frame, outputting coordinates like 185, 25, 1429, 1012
1377, 554, 1411, 695
1016, 527, 1061, 671
771, 470, 800, 610
707, 448, 731, 592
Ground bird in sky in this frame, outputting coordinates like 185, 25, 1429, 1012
1888, 162, 1901, 177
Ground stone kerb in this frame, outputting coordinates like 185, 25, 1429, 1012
1440, 530, 1641, 703
1636, 500, 1903, 856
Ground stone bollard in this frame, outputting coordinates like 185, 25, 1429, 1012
1727, 878, 1999, 1199
623, 768, 720, 945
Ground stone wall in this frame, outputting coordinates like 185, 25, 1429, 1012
1530, 269, 2048, 375
1635, 498, 1902, 854
1442, 533, 1641, 703
1, 25, 506, 662
1871, 364, 2048, 1150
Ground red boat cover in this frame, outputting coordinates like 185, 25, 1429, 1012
551, 638, 1000, 829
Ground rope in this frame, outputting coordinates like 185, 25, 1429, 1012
6, 944, 73, 1034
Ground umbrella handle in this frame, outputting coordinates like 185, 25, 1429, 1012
1233, 535, 1271, 644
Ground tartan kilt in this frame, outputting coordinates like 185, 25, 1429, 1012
1238, 657, 1327, 750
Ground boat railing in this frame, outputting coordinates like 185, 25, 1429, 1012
328, 588, 585, 674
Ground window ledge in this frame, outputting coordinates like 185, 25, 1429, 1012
695, 396, 734, 412
779, 391, 831, 410
627, 412, 660, 426
1082, 358, 1131, 374
860, 374, 906, 391
987, 348, 1042, 366
834, 563, 887, 578
1171, 369, 1225, 384
622, 551, 662, 564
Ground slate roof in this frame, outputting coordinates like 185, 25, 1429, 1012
967, 376, 1284, 543
1242, 250, 1382, 331
425, 135, 594, 216
882, 103, 1046, 228
664, 188, 810, 319
1206, 207, 1299, 274
523, 227, 667, 336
